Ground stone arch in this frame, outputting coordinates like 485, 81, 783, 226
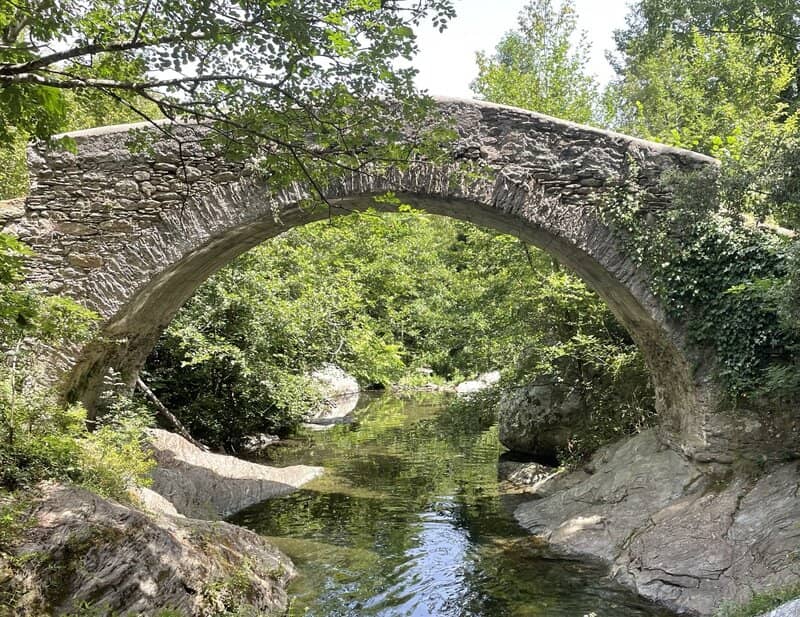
5, 98, 734, 460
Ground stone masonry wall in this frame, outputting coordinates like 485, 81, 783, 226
4, 97, 777, 462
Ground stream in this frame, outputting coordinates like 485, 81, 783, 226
229, 392, 676, 617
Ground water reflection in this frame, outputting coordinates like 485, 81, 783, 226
229, 393, 675, 617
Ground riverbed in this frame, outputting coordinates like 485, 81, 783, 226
229, 392, 676, 617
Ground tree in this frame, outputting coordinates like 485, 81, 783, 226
610, 0, 800, 225
0, 0, 456, 199
613, 0, 799, 108
144, 211, 652, 456
471, 0, 599, 124
464, 0, 656, 461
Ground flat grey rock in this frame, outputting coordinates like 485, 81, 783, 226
515, 430, 800, 616
149, 429, 323, 519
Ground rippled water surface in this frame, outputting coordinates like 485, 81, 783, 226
229, 393, 675, 617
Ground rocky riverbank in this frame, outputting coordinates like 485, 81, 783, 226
509, 429, 800, 616
0, 430, 323, 616
2, 484, 296, 616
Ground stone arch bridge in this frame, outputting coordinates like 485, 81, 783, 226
2, 98, 786, 463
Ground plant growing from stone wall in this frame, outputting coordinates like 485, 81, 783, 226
597, 163, 799, 403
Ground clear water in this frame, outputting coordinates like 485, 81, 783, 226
229, 392, 676, 617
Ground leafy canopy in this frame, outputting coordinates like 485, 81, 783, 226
605, 0, 800, 400
145, 211, 653, 455
465, 0, 654, 459
610, 0, 800, 224
0, 0, 456, 197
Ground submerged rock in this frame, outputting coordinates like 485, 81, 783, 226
239, 432, 280, 456
3, 483, 295, 617
514, 429, 800, 616
497, 456, 558, 491
149, 429, 323, 519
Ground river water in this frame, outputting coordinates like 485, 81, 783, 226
229, 392, 675, 617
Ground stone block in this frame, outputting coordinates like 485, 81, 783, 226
67, 252, 105, 269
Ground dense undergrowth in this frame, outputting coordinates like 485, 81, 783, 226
144, 211, 654, 453
599, 167, 800, 404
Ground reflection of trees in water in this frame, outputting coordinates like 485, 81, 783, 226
231, 394, 673, 617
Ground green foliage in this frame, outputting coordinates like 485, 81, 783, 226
599, 166, 798, 399
609, 22, 800, 223
471, 0, 600, 124
451, 334, 655, 465
463, 0, 655, 459
557, 346, 656, 463
0, 79, 66, 146
0, 381, 155, 501
62, 604, 122, 617
715, 583, 800, 617
0, 232, 34, 339
199, 563, 265, 617
0, 232, 148, 501
146, 0, 655, 453
0, 76, 164, 200
0, 132, 27, 199
0, 232, 97, 347
613, 0, 800, 111
445, 387, 504, 433
0, 494, 31, 556
0, 0, 457, 208
607, 0, 800, 400
147, 210, 653, 453
77, 398, 156, 501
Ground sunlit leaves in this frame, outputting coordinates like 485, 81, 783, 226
144, 210, 652, 449
466, 0, 652, 446
610, 1, 800, 224
471, 0, 600, 125
0, 0, 456, 205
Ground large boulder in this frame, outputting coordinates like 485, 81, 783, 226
306, 363, 360, 426
455, 370, 501, 395
148, 429, 323, 519
1, 483, 295, 616
497, 379, 587, 463
514, 430, 800, 616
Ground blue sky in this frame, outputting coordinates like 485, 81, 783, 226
413, 0, 631, 98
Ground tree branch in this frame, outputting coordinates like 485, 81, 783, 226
0, 31, 213, 76
136, 376, 209, 451
131, 0, 153, 45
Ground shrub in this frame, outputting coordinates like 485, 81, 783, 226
0, 377, 154, 502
